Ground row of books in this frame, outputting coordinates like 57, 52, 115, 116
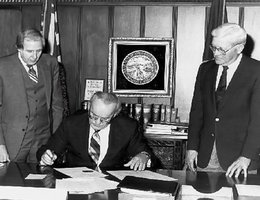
121, 103, 181, 126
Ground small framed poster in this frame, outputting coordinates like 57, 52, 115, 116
84, 79, 104, 100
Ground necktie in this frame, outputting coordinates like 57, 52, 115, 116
27, 65, 38, 83
216, 66, 228, 109
89, 130, 100, 165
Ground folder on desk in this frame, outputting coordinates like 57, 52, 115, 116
117, 175, 180, 197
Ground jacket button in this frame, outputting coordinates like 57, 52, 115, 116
215, 118, 220, 122
22, 129, 25, 131
211, 133, 215, 137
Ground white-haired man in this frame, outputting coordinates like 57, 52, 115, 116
186, 23, 260, 177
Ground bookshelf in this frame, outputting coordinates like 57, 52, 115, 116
121, 103, 188, 170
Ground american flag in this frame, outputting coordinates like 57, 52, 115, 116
41, 0, 70, 117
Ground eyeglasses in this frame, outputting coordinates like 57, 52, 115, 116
88, 110, 113, 124
209, 44, 237, 55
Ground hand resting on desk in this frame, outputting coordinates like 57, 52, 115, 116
124, 152, 150, 171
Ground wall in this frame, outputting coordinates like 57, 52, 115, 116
1, 1, 260, 122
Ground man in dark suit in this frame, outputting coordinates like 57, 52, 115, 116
37, 92, 152, 171
185, 23, 260, 177
0, 29, 64, 163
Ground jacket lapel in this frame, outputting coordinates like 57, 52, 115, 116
11, 55, 28, 110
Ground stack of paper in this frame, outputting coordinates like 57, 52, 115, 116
145, 123, 188, 139
54, 167, 118, 194
235, 184, 260, 199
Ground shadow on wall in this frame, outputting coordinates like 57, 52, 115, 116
243, 34, 254, 58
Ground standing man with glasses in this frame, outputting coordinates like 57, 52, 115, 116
0, 28, 64, 163
185, 23, 260, 177
37, 92, 152, 171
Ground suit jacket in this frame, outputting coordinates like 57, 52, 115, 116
36, 112, 152, 170
0, 53, 64, 160
188, 55, 260, 170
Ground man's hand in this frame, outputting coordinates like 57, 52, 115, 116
226, 156, 251, 178
124, 152, 150, 171
0, 145, 10, 163
184, 150, 198, 172
40, 149, 57, 166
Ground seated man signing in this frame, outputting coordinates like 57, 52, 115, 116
37, 92, 152, 171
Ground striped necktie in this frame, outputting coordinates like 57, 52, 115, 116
89, 130, 100, 166
27, 65, 38, 83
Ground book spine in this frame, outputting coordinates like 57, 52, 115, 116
160, 105, 166, 122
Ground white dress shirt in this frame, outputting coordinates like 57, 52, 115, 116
215, 54, 242, 90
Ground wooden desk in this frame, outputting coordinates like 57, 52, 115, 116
1, 162, 260, 200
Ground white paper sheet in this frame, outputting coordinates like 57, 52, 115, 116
0, 186, 67, 200
25, 174, 47, 180
56, 177, 118, 194
181, 185, 233, 200
107, 170, 177, 181
54, 167, 106, 178
235, 184, 260, 196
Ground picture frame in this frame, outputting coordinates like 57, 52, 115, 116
84, 79, 104, 100
108, 37, 174, 97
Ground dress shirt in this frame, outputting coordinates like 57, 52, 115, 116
88, 125, 110, 166
215, 54, 242, 90
18, 52, 38, 76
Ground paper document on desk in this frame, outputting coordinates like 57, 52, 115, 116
107, 170, 177, 181
181, 185, 233, 200
25, 174, 47, 179
56, 177, 118, 194
54, 167, 106, 178
235, 184, 260, 197
0, 186, 67, 200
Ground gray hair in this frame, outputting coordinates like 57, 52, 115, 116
90, 92, 122, 116
16, 28, 45, 49
211, 23, 247, 47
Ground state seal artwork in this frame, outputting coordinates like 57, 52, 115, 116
121, 50, 159, 85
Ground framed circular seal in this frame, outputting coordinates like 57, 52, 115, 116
121, 50, 159, 85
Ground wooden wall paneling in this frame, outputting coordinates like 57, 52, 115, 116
80, 6, 110, 102
113, 6, 141, 104
143, 6, 173, 106
0, 9, 21, 57
175, 6, 205, 122
58, 6, 81, 113
21, 5, 41, 30
244, 6, 260, 61
113, 6, 141, 37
